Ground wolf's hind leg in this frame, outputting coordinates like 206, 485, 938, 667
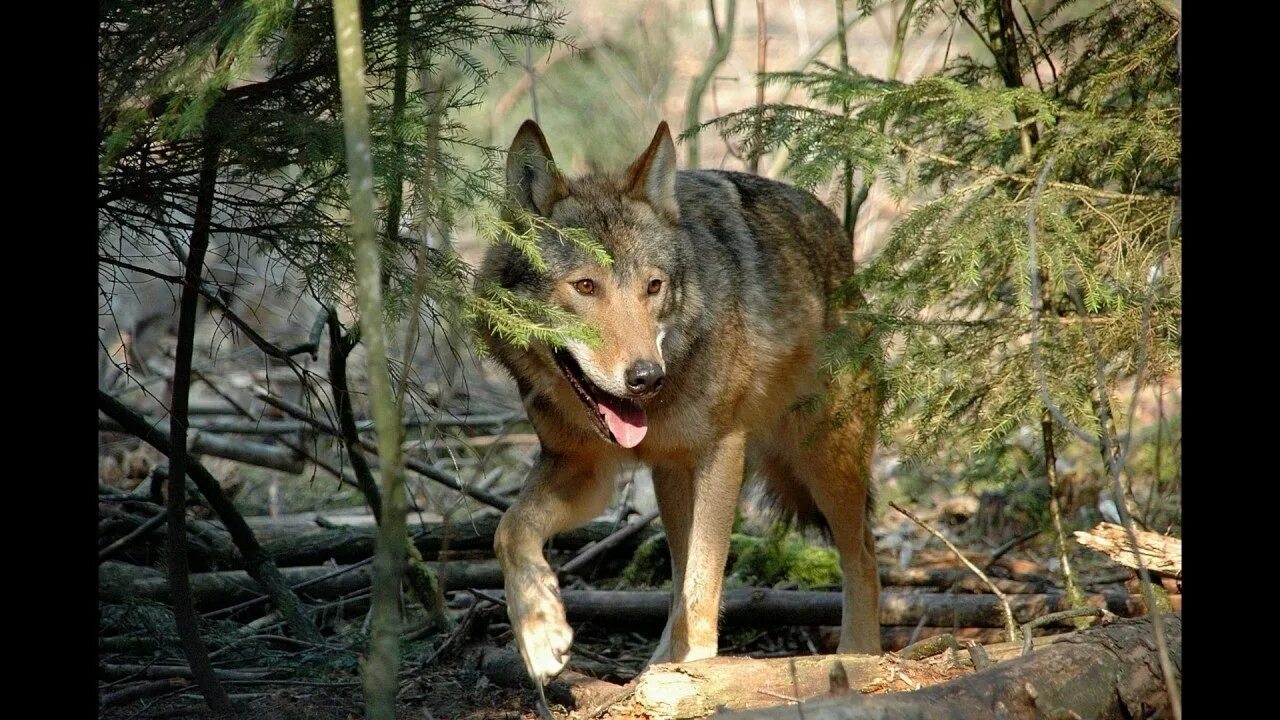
802, 421, 881, 654
648, 430, 747, 665
494, 450, 613, 684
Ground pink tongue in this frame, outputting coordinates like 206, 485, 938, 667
599, 402, 648, 448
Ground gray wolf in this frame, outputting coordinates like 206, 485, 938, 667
479, 119, 882, 685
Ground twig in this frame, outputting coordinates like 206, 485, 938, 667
558, 509, 659, 578
981, 529, 1041, 572
98, 507, 169, 563
749, 0, 767, 174
328, 310, 385, 524
896, 633, 959, 661
890, 501, 1019, 643
100, 678, 190, 708
905, 613, 929, 647
192, 369, 363, 492
1041, 412, 1086, 618
789, 657, 805, 720
283, 306, 331, 360
253, 388, 512, 510
419, 599, 487, 664
208, 633, 340, 661
757, 688, 800, 703
100, 413, 522, 435
1020, 607, 1111, 657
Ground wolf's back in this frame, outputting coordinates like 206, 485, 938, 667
673, 169, 854, 332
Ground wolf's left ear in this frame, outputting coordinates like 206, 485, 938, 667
623, 121, 679, 223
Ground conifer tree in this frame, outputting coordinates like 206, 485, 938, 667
99, 0, 596, 355
705, 0, 1180, 514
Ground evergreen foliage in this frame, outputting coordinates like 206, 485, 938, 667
98, 0, 596, 357
705, 0, 1180, 498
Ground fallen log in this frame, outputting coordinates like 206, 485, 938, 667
100, 510, 659, 569
720, 614, 1181, 719
248, 515, 659, 567
878, 567, 1051, 594
482, 589, 1175, 630
99, 663, 271, 681
100, 561, 1177, 631
1074, 522, 1182, 577
99, 559, 505, 609
594, 589, 1168, 629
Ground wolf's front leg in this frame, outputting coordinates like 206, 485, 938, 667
649, 430, 747, 664
495, 451, 612, 685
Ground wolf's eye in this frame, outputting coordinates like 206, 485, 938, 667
573, 279, 596, 296
647, 279, 663, 295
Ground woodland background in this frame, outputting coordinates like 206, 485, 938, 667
97, 1, 1181, 717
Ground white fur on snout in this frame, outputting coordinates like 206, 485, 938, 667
507, 564, 574, 685
564, 340, 632, 397
655, 325, 667, 364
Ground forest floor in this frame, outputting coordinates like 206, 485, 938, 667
98, 484, 1170, 720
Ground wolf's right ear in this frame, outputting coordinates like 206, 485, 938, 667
505, 119, 568, 217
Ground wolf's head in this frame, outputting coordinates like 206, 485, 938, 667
482, 120, 690, 449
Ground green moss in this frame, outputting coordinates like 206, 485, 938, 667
618, 533, 672, 588
730, 524, 842, 590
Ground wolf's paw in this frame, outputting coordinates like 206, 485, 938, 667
506, 566, 573, 685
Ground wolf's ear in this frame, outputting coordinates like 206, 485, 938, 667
505, 119, 567, 217
622, 121, 679, 223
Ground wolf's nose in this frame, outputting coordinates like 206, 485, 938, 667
625, 361, 665, 394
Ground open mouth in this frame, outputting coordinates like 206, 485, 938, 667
552, 348, 649, 448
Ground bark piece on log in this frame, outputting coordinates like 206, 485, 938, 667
717, 614, 1181, 720
1074, 522, 1182, 577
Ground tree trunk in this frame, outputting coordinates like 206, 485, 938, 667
331, 1, 407, 714
160, 138, 234, 714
